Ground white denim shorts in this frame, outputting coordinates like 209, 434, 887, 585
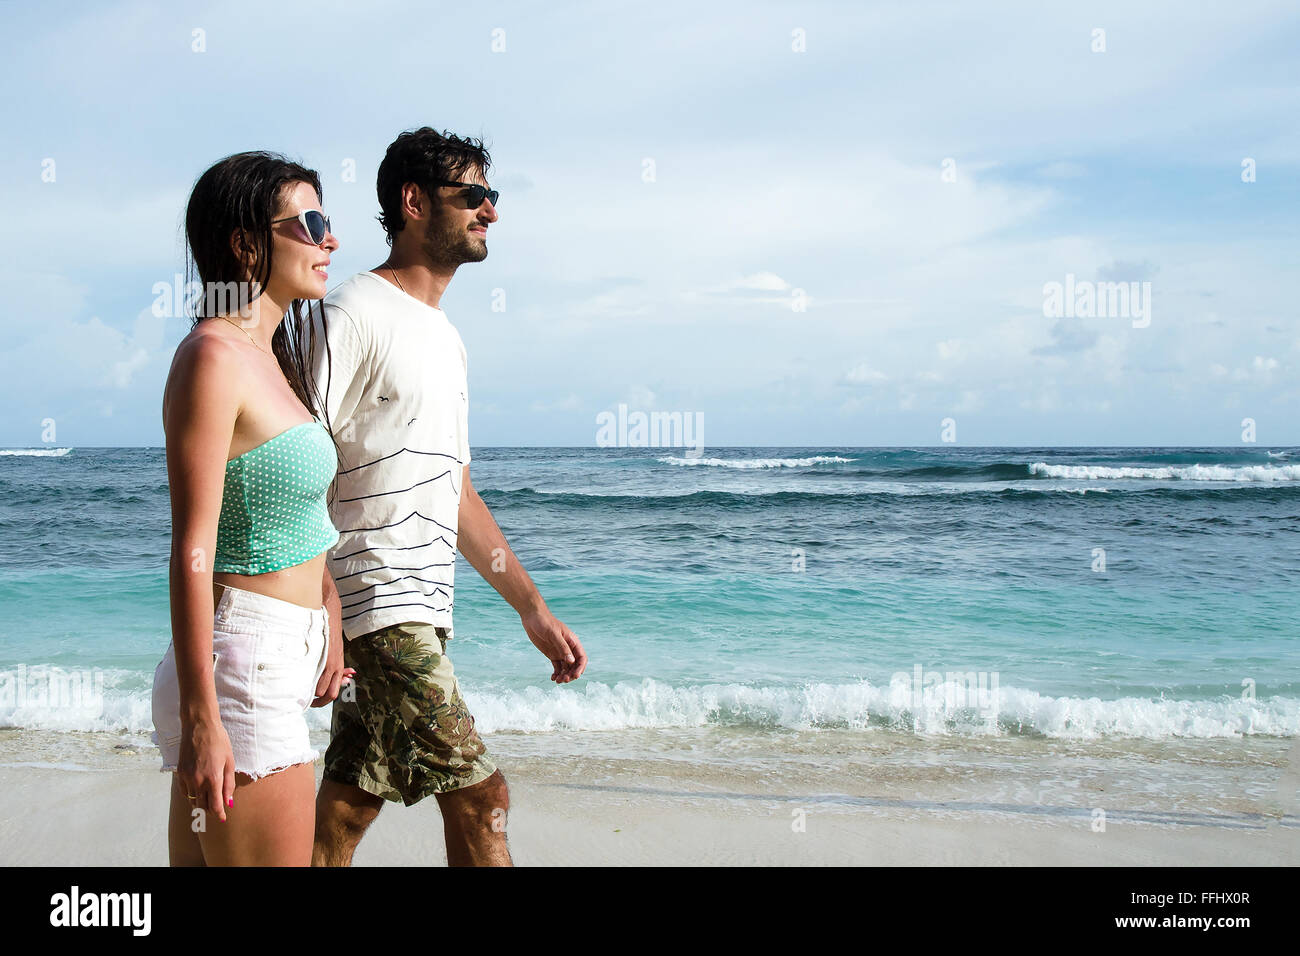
151, 583, 329, 781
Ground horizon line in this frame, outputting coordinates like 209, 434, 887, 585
5, 443, 1298, 451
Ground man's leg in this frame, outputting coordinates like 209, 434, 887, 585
313, 778, 385, 867
435, 769, 512, 867
325, 622, 505, 865
313, 626, 397, 867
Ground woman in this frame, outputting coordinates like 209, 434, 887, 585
152, 151, 349, 865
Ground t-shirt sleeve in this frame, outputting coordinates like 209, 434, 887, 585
308, 301, 368, 437
458, 335, 471, 467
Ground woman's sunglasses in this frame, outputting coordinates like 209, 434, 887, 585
272, 209, 332, 245
431, 180, 500, 209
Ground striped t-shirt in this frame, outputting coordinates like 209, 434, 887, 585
307, 270, 470, 639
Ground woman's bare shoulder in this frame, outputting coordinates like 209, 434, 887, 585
163, 325, 244, 429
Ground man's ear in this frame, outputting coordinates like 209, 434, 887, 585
403, 182, 429, 222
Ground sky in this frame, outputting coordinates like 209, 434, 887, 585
1, 0, 1297, 448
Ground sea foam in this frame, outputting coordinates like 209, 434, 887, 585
658, 456, 854, 469
469, 678, 1300, 739
1029, 462, 1300, 482
4, 673, 1295, 740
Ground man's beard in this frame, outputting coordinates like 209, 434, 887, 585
420, 212, 487, 266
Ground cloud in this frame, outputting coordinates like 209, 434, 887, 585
530, 393, 582, 412
1211, 356, 1281, 383
10, 308, 166, 392
720, 272, 791, 293
491, 172, 535, 195
1020, 389, 1061, 413
625, 385, 656, 408
937, 339, 963, 361
566, 287, 654, 319
1032, 318, 1101, 356
686, 271, 797, 307
110, 348, 150, 388
2, 0, 1298, 445
844, 363, 888, 384
1096, 259, 1160, 283
1038, 161, 1087, 179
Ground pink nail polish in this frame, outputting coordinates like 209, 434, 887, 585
227, 797, 233, 807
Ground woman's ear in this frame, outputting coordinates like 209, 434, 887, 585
229, 228, 256, 271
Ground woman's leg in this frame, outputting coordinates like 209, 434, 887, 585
194, 762, 316, 866
167, 772, 207, 866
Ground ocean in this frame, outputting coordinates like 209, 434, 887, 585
1, 445, 1298, 769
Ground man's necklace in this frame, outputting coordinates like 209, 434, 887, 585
385, 262, 407, 295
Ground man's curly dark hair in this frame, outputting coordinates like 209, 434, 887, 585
376, 127, 493, 245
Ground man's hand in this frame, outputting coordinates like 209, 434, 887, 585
520, 608, 588, 684
312, 622, 354, 707
313, 564, 354, 707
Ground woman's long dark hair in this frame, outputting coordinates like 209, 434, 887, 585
184, 151, 342, 481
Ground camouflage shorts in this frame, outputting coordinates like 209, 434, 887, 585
322, 622, 497, 806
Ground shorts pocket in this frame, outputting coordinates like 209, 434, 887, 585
253, 639, 317, 711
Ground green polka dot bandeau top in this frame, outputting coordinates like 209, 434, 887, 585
213, 421, 340, 574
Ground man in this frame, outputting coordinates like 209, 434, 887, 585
308, 127, 587, 867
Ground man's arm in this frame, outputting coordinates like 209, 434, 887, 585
306, 301, 369, 442
457, 465, 588, 683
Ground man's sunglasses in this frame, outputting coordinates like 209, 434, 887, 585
271, 209, 332, 244
431, 181, 499, 208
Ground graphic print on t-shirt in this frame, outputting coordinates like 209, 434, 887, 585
330, 447, 463, 620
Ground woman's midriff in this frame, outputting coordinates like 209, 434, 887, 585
212, 551, 328, 612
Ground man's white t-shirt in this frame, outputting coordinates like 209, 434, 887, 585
307, 270, 470, 639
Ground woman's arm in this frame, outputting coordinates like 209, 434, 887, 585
162, 333, 243, 821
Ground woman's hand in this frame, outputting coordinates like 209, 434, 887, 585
177, 716, 235, 823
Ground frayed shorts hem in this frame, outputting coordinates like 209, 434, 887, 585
159, 749, 320, 782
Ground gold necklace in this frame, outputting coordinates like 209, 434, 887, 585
217, 316, 272, 355
385, 262, 407, 295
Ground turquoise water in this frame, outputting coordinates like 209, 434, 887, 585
1, 446, 1297, 741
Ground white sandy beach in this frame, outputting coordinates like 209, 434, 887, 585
0, 728, 1295, 866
